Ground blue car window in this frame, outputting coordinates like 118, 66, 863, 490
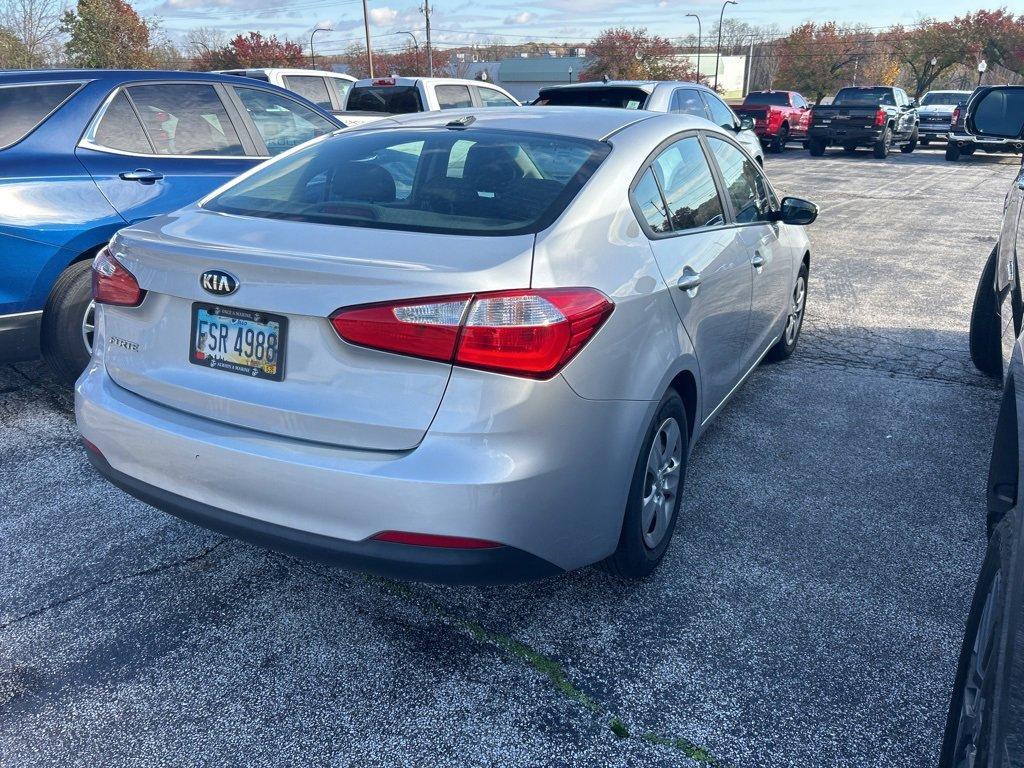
126, 83, 245, 157
233, 86, 337, 156
93, 91, 153, 154
0, 82, 82, 149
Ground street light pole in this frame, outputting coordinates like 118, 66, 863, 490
309, 26, 331, 69
568, 66, 573, 83
685, 13, 701, 81
714, 0, 737, 91
361, 0, 374, 77
395, 30, 420, 72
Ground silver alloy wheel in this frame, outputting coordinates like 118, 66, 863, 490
641, 417, 683, 550
784, 275, 806, 346
82, 300, 95, 354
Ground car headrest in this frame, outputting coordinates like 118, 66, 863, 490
331, 162, 396, 203
462, 144, 521, 190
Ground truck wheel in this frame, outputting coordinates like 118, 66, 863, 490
769, 124, 789, 153
872, 127, 892, 158
946, 143, 961, 161
920, 136, 931, 146
963, 145, 977, 156
808, 138, 827, 156
969, 246, 1003, 377
901, 128, 918, 153
40, 260, 94, 386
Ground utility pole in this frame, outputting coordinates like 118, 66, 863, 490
744, 34, 753, 95
685, 13, 701, 81
422, 0, 434, 77
361, 0, 374, 77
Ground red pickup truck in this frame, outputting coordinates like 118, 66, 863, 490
734, 90, 813, 153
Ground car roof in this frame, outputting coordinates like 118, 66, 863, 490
0, 69, 269, 85
538, 80, 713, 95
365, 105, 709, 141
351, 76, 507, 88
214, 68, 356, 80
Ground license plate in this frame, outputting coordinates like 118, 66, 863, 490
189, 303, 287, 381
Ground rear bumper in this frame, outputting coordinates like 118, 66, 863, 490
0, 310, 42, 364
918, 123, 950, 137
949, 133, 1024, 152
87, 447, 561, 584
809, 127, 882, 145
76, 362, 652, 579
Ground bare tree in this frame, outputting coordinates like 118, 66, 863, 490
1, 0, 62, 67
183, 25, 226, 61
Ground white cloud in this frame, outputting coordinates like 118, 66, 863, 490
503, 11, 536, 24
369, 7, 399, 25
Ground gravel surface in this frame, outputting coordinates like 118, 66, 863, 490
0, 147, 1019, 767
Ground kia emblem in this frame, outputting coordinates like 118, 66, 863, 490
200, 270, 238, 296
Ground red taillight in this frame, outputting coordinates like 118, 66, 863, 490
952, 106, 961, 125
874, 108, 887, 127
372, 531, 500, 549
331, 288, 613, 379
92, 246, 143, 306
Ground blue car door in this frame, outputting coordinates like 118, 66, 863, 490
75, 81, 262, 224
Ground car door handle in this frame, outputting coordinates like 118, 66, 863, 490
751, 252, 766, 269
119, 169, 163, 183
677, 267, 703, 291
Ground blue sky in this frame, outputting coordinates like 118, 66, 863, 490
140, 0, 1001, 54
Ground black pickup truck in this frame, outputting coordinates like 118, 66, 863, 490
807, 86, 920, 159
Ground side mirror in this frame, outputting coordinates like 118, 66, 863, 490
738, 115, 755, 131
966, 86, 1024, 140
771, 196, 818, 226
907, 99, 918, 109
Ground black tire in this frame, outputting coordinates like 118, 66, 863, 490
946, 143, 962, 161
939, 513, 1020, 768
970, 246, 1004, 377
600, 389, 688, 579
766, 261, 809, 363
842, 143, 858, 153
769, 123, 789, 153
963, 145, 977, 156
808, 137, 827, 156
873, 126, 892, 158
921, 136, 931, 146
901, 127, 918, 153
40, 260, 93, 386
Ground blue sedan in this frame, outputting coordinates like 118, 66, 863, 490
0, 69, 341, 383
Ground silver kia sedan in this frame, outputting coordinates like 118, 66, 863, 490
75, 107, 816, 584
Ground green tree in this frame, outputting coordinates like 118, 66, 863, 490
61, 0, 153, 68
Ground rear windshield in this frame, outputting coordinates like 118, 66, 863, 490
204, 127, 610, 236
0, 82, 82, 148
743, 91, 789, 106
921, 91, 969, 106
833, 88, 895, 106
534, 87, 650, 110
347, 85, 423, 114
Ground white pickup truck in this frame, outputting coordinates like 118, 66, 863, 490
214, 68, 356, 116
344, 76, 520, 123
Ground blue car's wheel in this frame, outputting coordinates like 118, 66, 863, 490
41, 260, 93, 385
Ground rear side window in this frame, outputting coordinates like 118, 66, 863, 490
535, 87, 649, 110
833, 87, 895, 106
436, 85, 472, 109
650, 136, 724, 231
347, 85, 423, 113
670, 89, 707, 118
283, 75, 333, 110
0, 82, 81, 149
126, 83, 244, 156
632, 168, 670, 233
701, 93, 737, 129
205, 127, 610, 236
93, 91, 152, 154
477, 87, 517, 107
329, 79, 352, 104
233, 87, 337, 156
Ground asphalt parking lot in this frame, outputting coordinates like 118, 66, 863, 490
1, 146, 1020, 767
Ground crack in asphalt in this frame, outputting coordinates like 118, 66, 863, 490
0, 538, 229, 632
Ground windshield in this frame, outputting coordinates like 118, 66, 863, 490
534, 87, 650, 110
743, 92, 789, 106
833, 88, 896, 106
205, 127, 610, 236
347, 85, 423, 114
921, 91, 969, 106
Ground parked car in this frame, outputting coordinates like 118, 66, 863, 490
0, 69, 341, 383
947, 91, 1024, 161
734, 89, 812, 153
344, 76, 520, 122
916, 89, 971, 146
533, 80, 765, 167
213, 67, 356, 117
76, 106, 816, 584
807, 86, 919, 158
945, 85, 1024, 768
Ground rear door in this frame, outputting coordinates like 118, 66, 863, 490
435, 84, 474, 110
633, 133, 751, 415
76, 81, 260, 225
473, 85, 518, 107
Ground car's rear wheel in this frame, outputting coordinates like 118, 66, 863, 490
809, 137, 827, 156
766, 262, 809, 362
901, 127, 919, 153
963, 145, 977, 156
873, 127, 892, 158
41, 260, 94, 386
770, 124, 789, 153
946, 143, 962, 161
969, 246, 1004, 377
921, 136, 931, 146
600, 389, 687, 579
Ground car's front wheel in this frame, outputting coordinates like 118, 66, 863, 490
600, 389, 688, 579
901, 127, 919, 153
40, 260, 94, 386
921, 136, 931, 146
969, 246, 1004, 377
